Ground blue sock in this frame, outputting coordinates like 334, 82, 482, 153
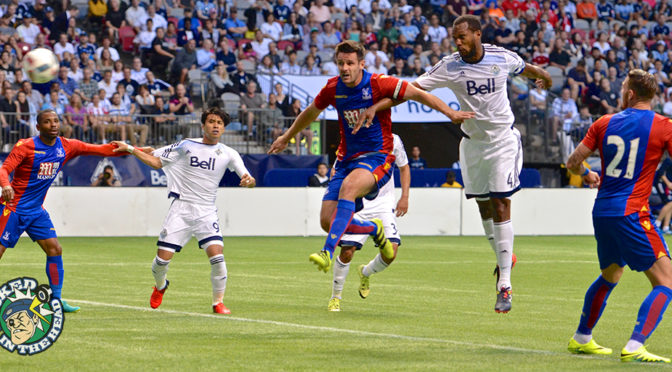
46, 255, 64, 299
323, 199, 356, 256
577, 276, 617, 335
629, 285, 672, 343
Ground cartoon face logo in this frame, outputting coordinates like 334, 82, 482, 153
0, 278, 64, 355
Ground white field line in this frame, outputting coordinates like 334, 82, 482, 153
71, 299, 588, 358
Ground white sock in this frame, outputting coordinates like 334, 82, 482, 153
332, 256, 350, 299
573, 332, 592, 344
624, 339, 644, 353
362, 254, 388, 277
210, 254, 227, 305
152, 256, 170, 290
493, 220, 514, 290
482, 218, 497, 254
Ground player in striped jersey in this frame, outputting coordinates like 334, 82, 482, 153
356, 15, 551, 313
565, 70, 672, 363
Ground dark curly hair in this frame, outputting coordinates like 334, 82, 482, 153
201, 106, 231, 126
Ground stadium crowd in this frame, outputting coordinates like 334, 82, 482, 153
0, 0, 671, 149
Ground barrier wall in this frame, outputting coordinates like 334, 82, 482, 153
42, 187, 598, 237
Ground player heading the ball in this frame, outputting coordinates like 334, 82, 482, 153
268, 40, 474, 273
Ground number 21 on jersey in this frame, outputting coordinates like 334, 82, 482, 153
605, 135, 639, 179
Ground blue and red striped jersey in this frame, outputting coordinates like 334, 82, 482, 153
314, 71, 408, 162
0, 137, 121, 214
582, 108, 672, 217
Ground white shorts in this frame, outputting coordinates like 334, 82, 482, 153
339, 209, 401, 249
460, 127, 523, 199
156, 199, 223, 252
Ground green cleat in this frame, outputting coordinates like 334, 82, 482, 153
371, 218, 394, 259
621, 346, 670, 363
309, 250, 332, 273
327, 297, 341, 312
358, 264, 370, 299
62, 300, 80, 313
568, 338, 612, 355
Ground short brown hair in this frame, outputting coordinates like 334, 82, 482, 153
37, 109, 57, 124
201, 106, 231, 126
626, 69, 657, 101
454, 15, 481, 32
335, 40, 365, 61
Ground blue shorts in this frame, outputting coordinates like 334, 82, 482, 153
323, 153, 396, 212
0, 205, 57, 248
593, 212, 670, 272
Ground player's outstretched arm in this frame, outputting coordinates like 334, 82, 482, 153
353, 97, 397, 134
396, 164, 411, 217
403, 83, 475, 124
112, 141, 163, 169
268, 102, 322, 154
520, 63, 552, 90
567, 143, 600, 188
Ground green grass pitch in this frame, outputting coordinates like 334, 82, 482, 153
1, 236, 671, 371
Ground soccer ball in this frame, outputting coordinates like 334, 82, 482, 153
22, 48, 59, 84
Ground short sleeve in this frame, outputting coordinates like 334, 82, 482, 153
153, 141, 185, 166
503, 48, 526, 75
314, 77, 338, 110
582, 115, 612, 151
372, 74, 408, 100
392, 135, 408, 167
415, 59, 451, 91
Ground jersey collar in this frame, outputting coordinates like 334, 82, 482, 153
461, 45, 485, 65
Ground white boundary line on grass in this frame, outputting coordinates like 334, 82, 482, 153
72, 299, 575, 357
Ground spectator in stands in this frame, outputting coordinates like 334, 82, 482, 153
308, 163, 329, 187
98, 70, 116, 99
240, 80, 265, 139
368, 55, 388, 74
280, 50, 301, 75
135, 84, 155, 115
364, 41, 389, 69
53, 5, 79, 40
150, 28, 175, 79
145, 71, 173, 97
494, 18, 515, 46
441, 170, 463, 188
108, 60, 123, 85
261, 92, 284, 142
551, 88, 578, 137
211, 63, 235, 95
532, 41, 550, 68
172, 39, 197, 84
251, 30, 272, 61
596, 0, 615, 21
116, 67, 138, 101
388, 58, 413, 77
409, 146, 427, 169
567, 59, 590, 101
95, 36, 120, 62
427, 14, 448, 44
529, 83, 547, 119
225, 8, 247, 41
169, 83, 194, 118
177, 18, 201, 47
599, 77, 619, 114
149, 95, 181, 142
21, 80, 44, 109
87, 93, 107, 141
134, 19, 156, 53
265, 42, 283, 69
201, 19, 221, 45
231, 60, 259, 93
414, 23, 432, 50
282, 12, 304, 48
273, 0, 291, 22
17, 13, 40, 46
14, 90, 36, 137
549, 39, 571, 72
41, 89, 65, 118
319, 21, 341, 53
196, 39, 217, 72
577, 0, 597, 22
88, 0, 107, 27
216, 38, 237, 72
107, 92, 131, 143
54, 33, 75, 60
258, 55, 280, 75
300, 55, 321, 75
92, 165, 121, 187
309, 0, 331, 24
260, 13, 283, 42
105, 0, 126, 42
378, 18, 400, 44
126, 0, 148, 33
56, 66, 77, 101
446, 0, 469, 24
64, 92, 89, 140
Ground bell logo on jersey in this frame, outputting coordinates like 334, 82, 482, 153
342, 108, 365, 128
37, 162, 60, 180
466, 78, 497, 96
190, 156, 216, 170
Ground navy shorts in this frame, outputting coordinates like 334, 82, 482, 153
0, 205, 57, 248
593, 212, 670, 272
323, 152, 396, 212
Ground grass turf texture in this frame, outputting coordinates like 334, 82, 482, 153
1, 236, 671, 371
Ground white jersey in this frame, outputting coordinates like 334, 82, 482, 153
153, 138, 249, 205
415, 44, 525, 143
362, 134, 408, 213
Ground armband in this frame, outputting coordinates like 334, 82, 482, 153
127, 145, 135, 154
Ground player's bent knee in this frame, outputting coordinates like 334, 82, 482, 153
339, 247, 356, 263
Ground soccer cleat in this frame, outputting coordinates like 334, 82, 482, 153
150, 280, 169, 309
495, 286, 512, 313
358, 264, 370, 299
621, 346, 671, 363
328, 297, 341, 312
371, 218, 394, 259
309, 250, 333, 273
568, 338, 613, 355
61, 300, 80, 313
213, 303, 231, 314
493, 253, 517, 289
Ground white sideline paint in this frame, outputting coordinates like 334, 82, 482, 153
42, 187, 598, 237
71, 299, 566, 356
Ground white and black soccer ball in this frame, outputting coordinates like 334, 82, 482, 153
22, 48, 59, 84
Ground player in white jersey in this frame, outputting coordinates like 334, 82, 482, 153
113, 107, 256, 314
354, 15, 551, 313
328, 134, 410, 311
